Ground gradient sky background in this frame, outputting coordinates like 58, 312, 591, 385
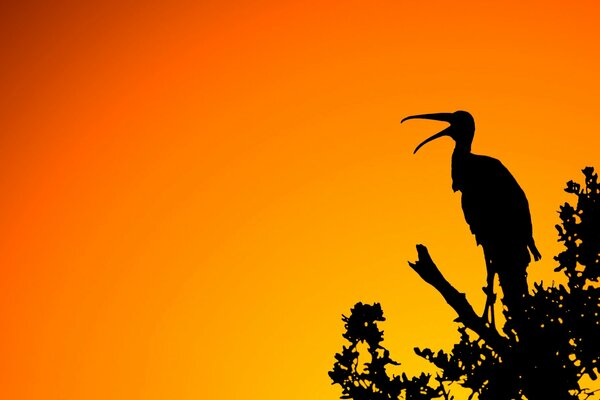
1, 1, 599, 399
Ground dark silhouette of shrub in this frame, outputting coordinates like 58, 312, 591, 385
330, 167, 600, 400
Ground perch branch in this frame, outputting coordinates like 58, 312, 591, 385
408, 244, 509, 355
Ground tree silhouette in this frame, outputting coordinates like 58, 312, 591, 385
330, 167, 600, 400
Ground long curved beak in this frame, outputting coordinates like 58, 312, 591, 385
400, 112, 454, 124
401, 113, 455, 154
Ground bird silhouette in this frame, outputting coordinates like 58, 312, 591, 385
402, 111, 541, 326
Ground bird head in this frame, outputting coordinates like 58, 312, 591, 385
401, 110, 475, 154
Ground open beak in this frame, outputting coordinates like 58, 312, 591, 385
401, 113, 455, 154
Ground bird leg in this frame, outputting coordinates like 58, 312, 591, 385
482, 256, 497, 328
482, 280, 497, 328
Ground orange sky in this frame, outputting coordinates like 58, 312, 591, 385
1, 1, 599, 399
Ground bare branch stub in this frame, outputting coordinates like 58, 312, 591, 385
408, 244, 508, 355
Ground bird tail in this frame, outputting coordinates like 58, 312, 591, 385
528, 239, 541, 261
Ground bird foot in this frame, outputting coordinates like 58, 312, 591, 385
482, 286, 497, 301
482, 306, 497, 329
482, 286, 497, 328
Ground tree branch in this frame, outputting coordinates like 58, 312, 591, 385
408, 244, 509, 355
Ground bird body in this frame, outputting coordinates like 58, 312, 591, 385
452, 152, 538, 263
402, 111, 540, 324
453, 151, 540, 311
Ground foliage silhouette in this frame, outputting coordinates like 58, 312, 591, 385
330, 167, 600, 400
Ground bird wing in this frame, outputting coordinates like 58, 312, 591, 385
458, 155, 534, 253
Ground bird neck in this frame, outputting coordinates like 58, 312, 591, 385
452, 141, 472, 156
451, 145, 472, 192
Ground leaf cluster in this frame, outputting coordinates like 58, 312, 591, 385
555, 166, 600, 289
329, 302, 445, 400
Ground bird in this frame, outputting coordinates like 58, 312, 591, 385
401, 111, 541, 326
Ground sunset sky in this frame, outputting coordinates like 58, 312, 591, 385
1, 1, 599, 399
